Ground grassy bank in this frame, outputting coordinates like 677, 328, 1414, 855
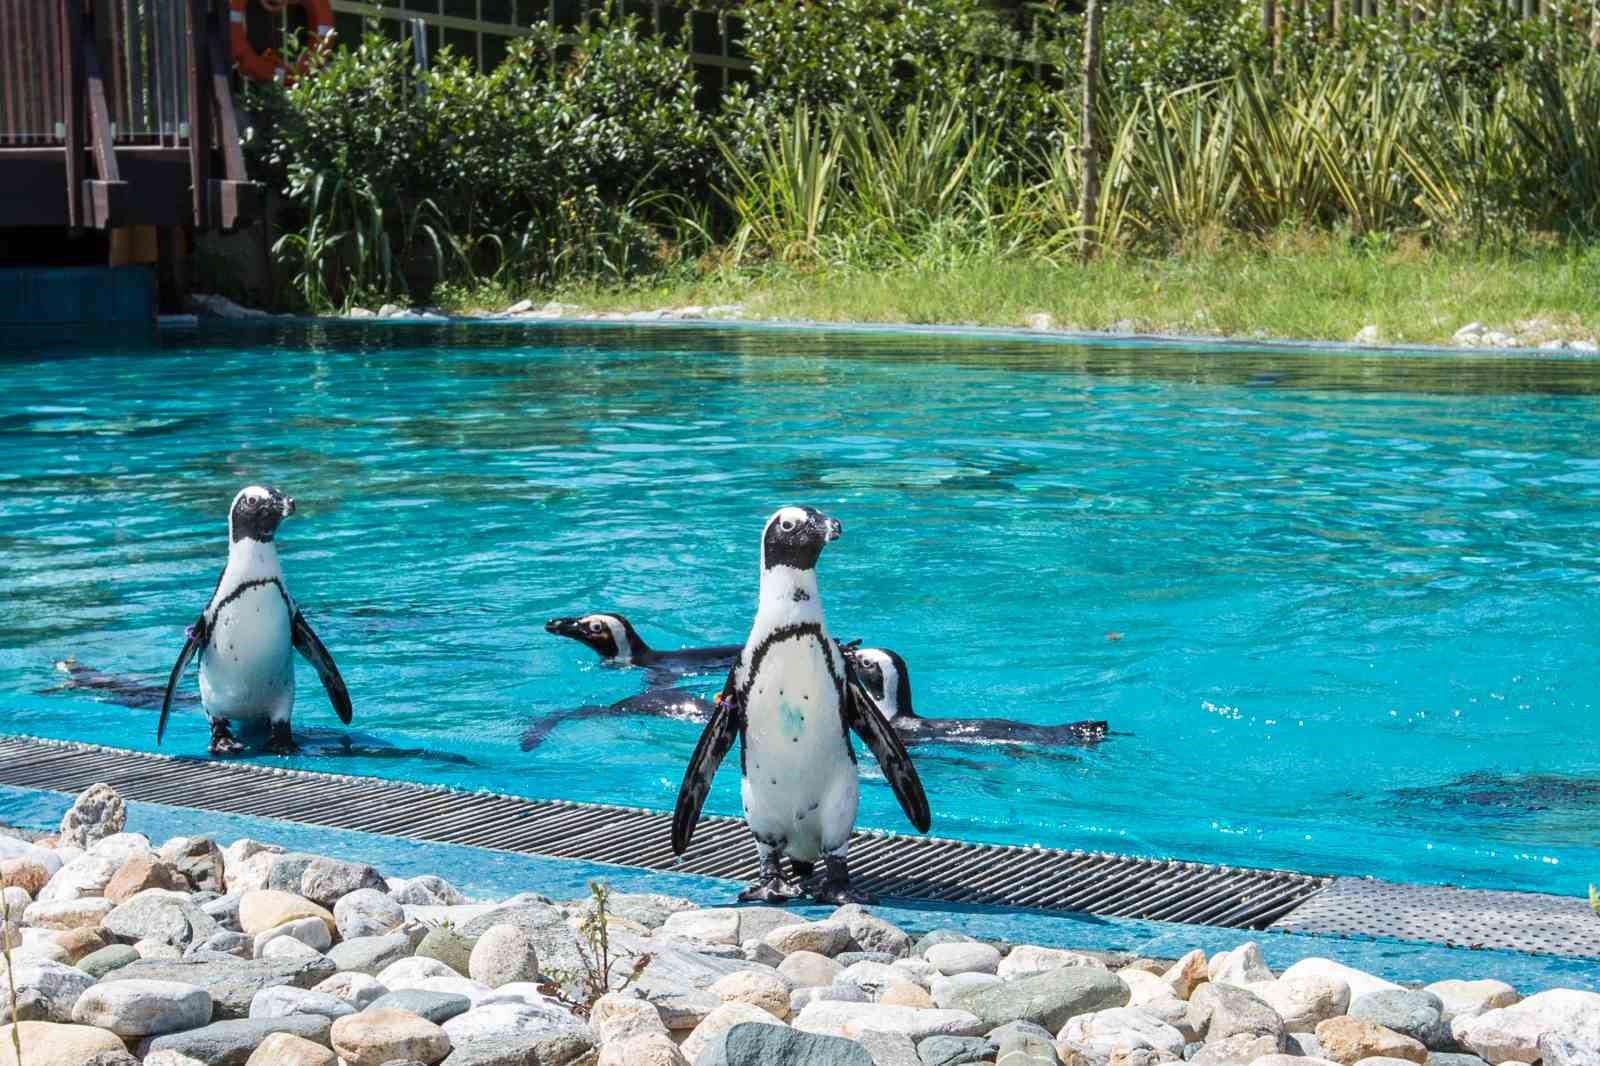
437, 240, 1600, 348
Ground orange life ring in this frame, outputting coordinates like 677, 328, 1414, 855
230, 0, 335, 83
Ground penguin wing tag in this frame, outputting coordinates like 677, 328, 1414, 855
157, 613, 207, 745
844, 666, 932, 834
290, 609, 353, 724
671, 690, 742, 855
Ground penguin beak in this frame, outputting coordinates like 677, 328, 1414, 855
281, 496, 296, 517
545, 618, 576, 636
822, 516, 842, 542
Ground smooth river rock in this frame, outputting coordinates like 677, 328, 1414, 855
141, 1016, 334, 1066
106, 954, 337, 1019
72, 978, 213, 1036
793, 1001, 985, 1040
699, 1020, 874, 1066
944, 965, 1129, 1031
330, 1008, 451, 1066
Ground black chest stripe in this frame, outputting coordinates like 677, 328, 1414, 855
209, 578, 291, 634
737, 623, 841, 699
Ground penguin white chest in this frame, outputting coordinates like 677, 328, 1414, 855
740, 635, 858, 860
200, 582, 294, 722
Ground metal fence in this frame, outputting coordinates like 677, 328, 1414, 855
0, 0, 194, 147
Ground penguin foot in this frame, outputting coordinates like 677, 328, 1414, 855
737, 878, 798, 903
208, 720, 245, 757
266, 723, 299, 756
804, 855, 876, 905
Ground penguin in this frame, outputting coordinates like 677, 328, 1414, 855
672, 506, 930, 905
544, 613, 742, 686
849, 648, 1111, 748
519, 688, 712, 751
158, 485, 352, 755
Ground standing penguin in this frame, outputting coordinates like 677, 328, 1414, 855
158, 486, 352, 755
672, 507, 930, 903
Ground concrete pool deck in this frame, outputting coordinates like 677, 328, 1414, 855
1, 734, 1595, 994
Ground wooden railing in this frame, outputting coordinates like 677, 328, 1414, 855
0, 0, 255, 231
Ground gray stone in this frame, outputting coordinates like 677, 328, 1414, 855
581, 891, 692, 930
141, 1016, 333, 1066
835, 951, 898, 968
78, 943, 141, 978
1425, 1055, 1490, 1066
390, 876, 468, 907
104, 888, 220, 948
416, 926, 477, 976
266, 854, 323, 894
191, 930, 252, 960
792, 985, 871, 1012
441, 1005, 593, 1065
914, 930, 977, 956
370, 989, 473, 1024
1286, 1032, 1327, 1058
1352, 988, 1451, 1050
632, 944, 771, 1025
457, 900, 613, 999
326, 933, 414, 976
312, 971, 389, 1010
438, 1033, 543, 1066
698, 1021, 873, 1066
300, 858, 385, 909
469, 924, 540, 988
201, 893, 243, 931
1188, 1032, 1282, 1065
855, 1030, 920, 1066
250, 984, 359, 1020
944, 964, 1129, 1031
1186, 981, 1287, 1045
729, 906, 806, 944
172, 838, 227, 894
335, 889, 405, 940
10, 959, 97, 1022
58, 782, 127, 849
1540, 1029, 1600, 1066
72, 978, 213, 1036
915, 1034, 992, 1066
106, 953, 338, 1019
991, 1021, 1056, 1066
831, 905, 910, 958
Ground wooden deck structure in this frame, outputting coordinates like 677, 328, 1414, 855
0, 0, 257, 234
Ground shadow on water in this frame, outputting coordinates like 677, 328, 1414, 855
37, 662, 475, 768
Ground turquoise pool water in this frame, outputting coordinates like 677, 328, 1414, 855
2, 322, 1597, 897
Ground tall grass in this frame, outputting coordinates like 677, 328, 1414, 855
716, 51, 1600, 268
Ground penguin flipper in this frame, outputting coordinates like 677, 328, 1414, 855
158, 614, 207, 745
671, 691, 741, 855
291, 609, 353, 724
844, 666, 932, 834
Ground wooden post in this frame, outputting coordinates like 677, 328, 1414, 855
1333, 0, 1343, 35
185, 0, 211, 229
1274, 0, 1285, 72
61, 0, 86, 228
1078, 0, 1105, 258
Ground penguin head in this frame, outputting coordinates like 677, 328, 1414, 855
850, 647, 915, 719
544, 612, 642, 661
760, 506, 841, 573
229, 485, 294, 544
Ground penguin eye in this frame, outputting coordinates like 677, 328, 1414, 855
588, 623, 603, 633
779, 518, 797, 532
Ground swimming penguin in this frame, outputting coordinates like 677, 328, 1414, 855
158, 486, 352, 755
519, 688, 712, 751
672, 507, 930, 904
850, 648, 1111, 747
544, 613, 742, 685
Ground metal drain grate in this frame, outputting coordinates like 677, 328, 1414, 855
1271, 876, 1600, 959
0, 735, 1329, 929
